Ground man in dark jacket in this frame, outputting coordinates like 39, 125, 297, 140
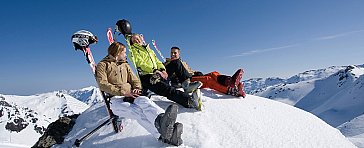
165, 46, 246, 98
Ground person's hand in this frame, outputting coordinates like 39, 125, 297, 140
157, 70, 168, 80
124, 92, 136, 99
131, 89, 142, 95
124, 89, 140, 99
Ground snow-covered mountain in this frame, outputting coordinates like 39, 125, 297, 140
61, 86, 104, 106
338, 113, 364, 147
244, 64, 364, 127
295, 65, 364, 127
0, 92, 88, 147
245, 65, 345, 105
243, 77, 285, 94
54, 89, 354, 148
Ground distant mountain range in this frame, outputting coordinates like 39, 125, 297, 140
244, 64, 364, 128
244, 65, 345, 105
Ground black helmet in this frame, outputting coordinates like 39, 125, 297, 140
116, 19, 132, 35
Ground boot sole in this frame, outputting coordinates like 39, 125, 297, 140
197, 90, 203, 111
160, 104, 178, 140
234, 70, 243, 87
185, 81, 203, 93
192, 89, 203, 111
238, 82, 246, 98
170, 122, 183, 146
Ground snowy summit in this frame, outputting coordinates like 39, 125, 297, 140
56, 89, 354, 148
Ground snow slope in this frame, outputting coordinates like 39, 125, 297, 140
252, 80, 315, 105
338, 113, 364, 148
0, 92, 88, 147
57, 89, 354, 148
295, 65, 364, 127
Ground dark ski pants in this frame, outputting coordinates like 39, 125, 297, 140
140, 74, 192, 108
165, 59, 191, 83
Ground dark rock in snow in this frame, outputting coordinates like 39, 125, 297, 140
32, 114, 79, 148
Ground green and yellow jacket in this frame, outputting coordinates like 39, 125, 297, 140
129, 43, 165, 75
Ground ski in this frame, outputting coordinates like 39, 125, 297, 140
107, 28, 115, 44
85, 47, 96, 72
138, 34, 166, 63
151, 40, 166, 62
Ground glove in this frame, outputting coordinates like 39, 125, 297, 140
150, 72, 161, 85
193, 71, 204, 76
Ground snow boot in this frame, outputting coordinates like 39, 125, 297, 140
155, 104, 178, 140
227, 86, 237, 96
227, 82, 246, 98
169, 122, 183, 146
225, 69, 244, 88
189, 89, 202, 111
160, 122, 183, 146
182, 79, 203, 93
237, 82, 246, 98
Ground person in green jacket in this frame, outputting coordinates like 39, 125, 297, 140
129, 34, 202, 110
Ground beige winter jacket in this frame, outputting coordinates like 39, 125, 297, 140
96, 55, 142, 96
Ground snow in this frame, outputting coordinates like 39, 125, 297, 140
351, 65, 364, 77
5, 92, 87, 116
245, 64, 364, 130
61, 86, 104, 106
0, 92, 88, 147
245, 65, 345, 105
286, 66, 344, 83
56, 89, 355, 148
295, 66, 364, 127
0, 143, 29, 148
254, 80, 315, 105
338, 113, 364, 148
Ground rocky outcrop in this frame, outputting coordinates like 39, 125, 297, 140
32, 114, 79, 148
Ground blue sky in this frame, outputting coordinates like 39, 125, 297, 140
1, 0, 364, 95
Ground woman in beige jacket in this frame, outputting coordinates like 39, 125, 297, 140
95, 42, 183, 146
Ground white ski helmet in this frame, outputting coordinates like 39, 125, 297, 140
71, 30, 98, 50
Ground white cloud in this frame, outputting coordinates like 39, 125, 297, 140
315, 29, 364, 40
229, 44, 297, 58
229, 29, 364, 58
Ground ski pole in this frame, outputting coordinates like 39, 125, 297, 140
73, 117, 113, 147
